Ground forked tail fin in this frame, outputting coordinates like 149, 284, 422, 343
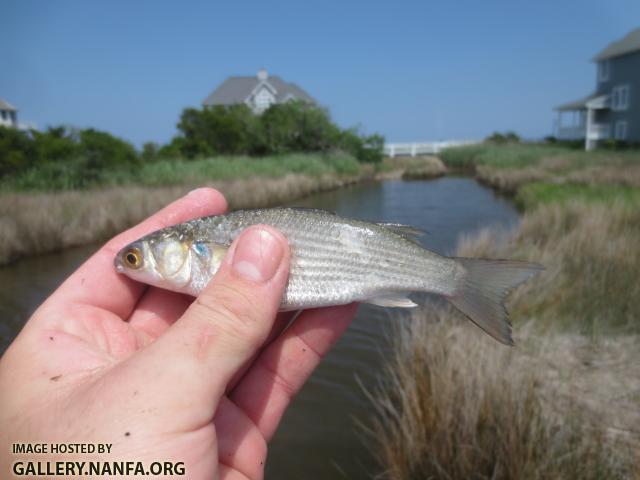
447, 258, 543, 345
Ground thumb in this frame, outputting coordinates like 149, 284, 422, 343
175, 224, 290, 390
117, 225, 290, 419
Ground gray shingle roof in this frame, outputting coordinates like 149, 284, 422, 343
554, 93, 599, 111
202, 72, 316, 106
593, 27, 640, 61
0, 98, 16, 111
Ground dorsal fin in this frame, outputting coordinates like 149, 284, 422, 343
378, 223, 426, 244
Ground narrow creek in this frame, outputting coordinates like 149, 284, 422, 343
0, 177, 520, 478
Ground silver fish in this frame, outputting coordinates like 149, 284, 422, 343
115, 207, 541, 345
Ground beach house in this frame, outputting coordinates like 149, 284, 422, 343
554, 27, 640, 150
0, 98, 18, 128
202, 69, 317, 114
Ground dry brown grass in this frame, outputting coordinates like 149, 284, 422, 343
0, 172, 369, 265
378, 156, 448, 180
368, 200, 640, 479
475, 158, 640, 194
368, 313, 638, 480
565, 165, 640, 187
475, 165, 551, 193
458, 201, 640, 335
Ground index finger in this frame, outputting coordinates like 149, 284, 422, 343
44, 188, 227, 320
229, 303, 358, 441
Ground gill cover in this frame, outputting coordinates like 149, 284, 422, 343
151, 236, 191, 286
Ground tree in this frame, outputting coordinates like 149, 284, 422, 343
141, 142, 160, 162
78, 128, 139, 170
177, 105, 260, 157
0, 127, 37, 177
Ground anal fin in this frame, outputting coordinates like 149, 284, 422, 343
365, 293, 418, 308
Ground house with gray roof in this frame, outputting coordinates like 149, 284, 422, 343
202, 69, 317, 114
0, 98, 18, 128
554, 27, 640, 150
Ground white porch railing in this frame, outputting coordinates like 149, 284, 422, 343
384, 140, 480, 158
587, 123, 610, 140
555, 125, 586, 140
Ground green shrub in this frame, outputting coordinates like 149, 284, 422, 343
32, 126, 78, 165
141, 142, 160, 162
0, 102, 381, 189
0, 127, 37, 176
177, 105, 261, 157
78, 128, 139, 170
485, 130, 521, 144
170, 101, 383, 163
157, 137, 184, 159
259, 102, 336, 154
338, 130, 384, 164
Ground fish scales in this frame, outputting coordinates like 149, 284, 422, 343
115, 207, 543, 345
188, 208, 456, 309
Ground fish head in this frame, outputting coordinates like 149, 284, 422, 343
115, 229, 228, 294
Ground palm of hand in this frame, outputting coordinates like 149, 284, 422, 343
0, 189, 356, 480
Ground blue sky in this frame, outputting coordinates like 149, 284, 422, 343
1, 0, 639, 147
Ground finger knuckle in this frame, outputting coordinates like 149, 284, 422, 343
193, 284, 265, 348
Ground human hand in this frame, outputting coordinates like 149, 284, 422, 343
0, 188, 357, 479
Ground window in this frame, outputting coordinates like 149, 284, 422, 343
611, 85, 630, 110
0, 110, 6, 121
598, 60, 610, 82
614, 121, 628, 140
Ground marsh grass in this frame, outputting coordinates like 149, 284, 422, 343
369, 200, 640, 478
377, 156, 447, 180
439, 144, 570, 169
441, 144, 640, 198
0, 172, 370, 264
456, 201, 640, 336
440, 143, 640, 171
0, 154, 449, 264
516, 182, 640, 210
444, 145, 640, 227
368, 312, 637, 480
368, 144, 640, 478
1, 153, 363, 191
130, 152, 362, 186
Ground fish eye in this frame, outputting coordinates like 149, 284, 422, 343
124, 248, 143, 269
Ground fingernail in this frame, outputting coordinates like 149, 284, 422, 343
232, 227, 284, 283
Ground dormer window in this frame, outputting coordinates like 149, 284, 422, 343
598, 60, 610, 82
254, 87, 275, 113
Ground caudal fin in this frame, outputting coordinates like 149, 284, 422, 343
447, 258, 543, 345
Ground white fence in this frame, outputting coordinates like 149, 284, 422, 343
384, 140, 480, 158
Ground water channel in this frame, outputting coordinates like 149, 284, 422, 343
0, 177, 520, 478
